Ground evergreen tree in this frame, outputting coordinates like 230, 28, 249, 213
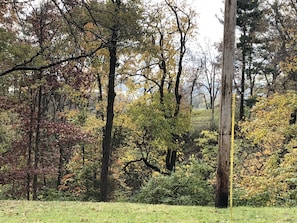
236, 0, 262, 119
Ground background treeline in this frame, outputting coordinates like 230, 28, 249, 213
0, 0, 296, 206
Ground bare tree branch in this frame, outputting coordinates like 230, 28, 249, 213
0, 44, 105, 76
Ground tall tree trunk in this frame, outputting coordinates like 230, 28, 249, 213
240, 42, 246, 120
164, 1, 191, 172
33, 76, 43, 200
215, 0, 236, 208
100, 27, 117, 202
159, 31, 167, 111
26, 90, 35, 200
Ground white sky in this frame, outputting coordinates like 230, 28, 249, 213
191, 0, 224, 43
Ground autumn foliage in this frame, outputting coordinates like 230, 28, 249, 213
0, 0, 297, 207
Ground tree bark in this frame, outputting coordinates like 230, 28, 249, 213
26, 90, 35, 200
239, 30, 246, 120
100, 27, 118, 202
215, 0, 236, 208
33, 74, 43, 200
57, 145, 63, 189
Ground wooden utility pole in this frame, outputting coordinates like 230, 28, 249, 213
215, 0, 237, 208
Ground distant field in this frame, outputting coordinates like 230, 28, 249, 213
191, 108, 220, 130
0, 200, 296, 223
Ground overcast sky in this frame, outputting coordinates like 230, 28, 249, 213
192, 0, 224, 43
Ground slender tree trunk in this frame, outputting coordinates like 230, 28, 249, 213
247, 52, 255, 97
240, 44, 246, 120
27, 91, 34, 200
199, 93, 209, 109
210, 90, 215, 126
215, 0, 236, 208
100, 28, 117, 202
82, 144, 85, 166
26, 134, 32, 200
159, 31, 167, 110
190, 76, 197, 112
57, 145, 63, 188
96, 73, 104, 120
211, 67, 216, 128
33, 77, 42, 200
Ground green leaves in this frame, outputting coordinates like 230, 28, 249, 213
134, 157, 214, 206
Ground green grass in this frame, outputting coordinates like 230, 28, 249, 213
191, 108, 220, 130
0, 200, 296, 223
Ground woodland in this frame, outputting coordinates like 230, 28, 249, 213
0, 0, 297, 207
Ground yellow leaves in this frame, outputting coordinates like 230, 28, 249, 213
240, 92, 297, 151
0, 111, 12, 126
281, 56, 297, 74
65, 109, 78, 120
114, 111, 137, 133
280, 27, 297, 75
238, 92, 297, 204
65, 109, 104, 134
0, 111, 16, 153
84, 22, 98, 42
280, 139, 297, 174
84, 114, 105, 132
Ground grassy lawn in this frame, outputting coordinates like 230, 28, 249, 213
0, 200, 296, 223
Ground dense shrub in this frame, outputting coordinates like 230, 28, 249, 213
232, 183, 297, 207
133, 158, 215, 206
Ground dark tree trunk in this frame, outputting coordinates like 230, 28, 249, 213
159, 31, 166, 108
240, 44, 246, 120
96, 73, 104, 120
33, 78, 42, 200
164, 1, 190, 172
290, 109, 297, 125
169, 2, 187, 118
26, 91, 35, 200
165, 149, 176, 172
247, 51, 255, 97
100, 27, 117, 202
82, 144, 85, 166
57, 146, 63, 189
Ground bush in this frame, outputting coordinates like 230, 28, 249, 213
232, 184, 297, 207
133, 158, 215, 206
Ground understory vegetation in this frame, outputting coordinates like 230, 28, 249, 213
1, 0, 297, 208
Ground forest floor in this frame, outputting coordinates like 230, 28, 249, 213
0, 200, 296, 223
